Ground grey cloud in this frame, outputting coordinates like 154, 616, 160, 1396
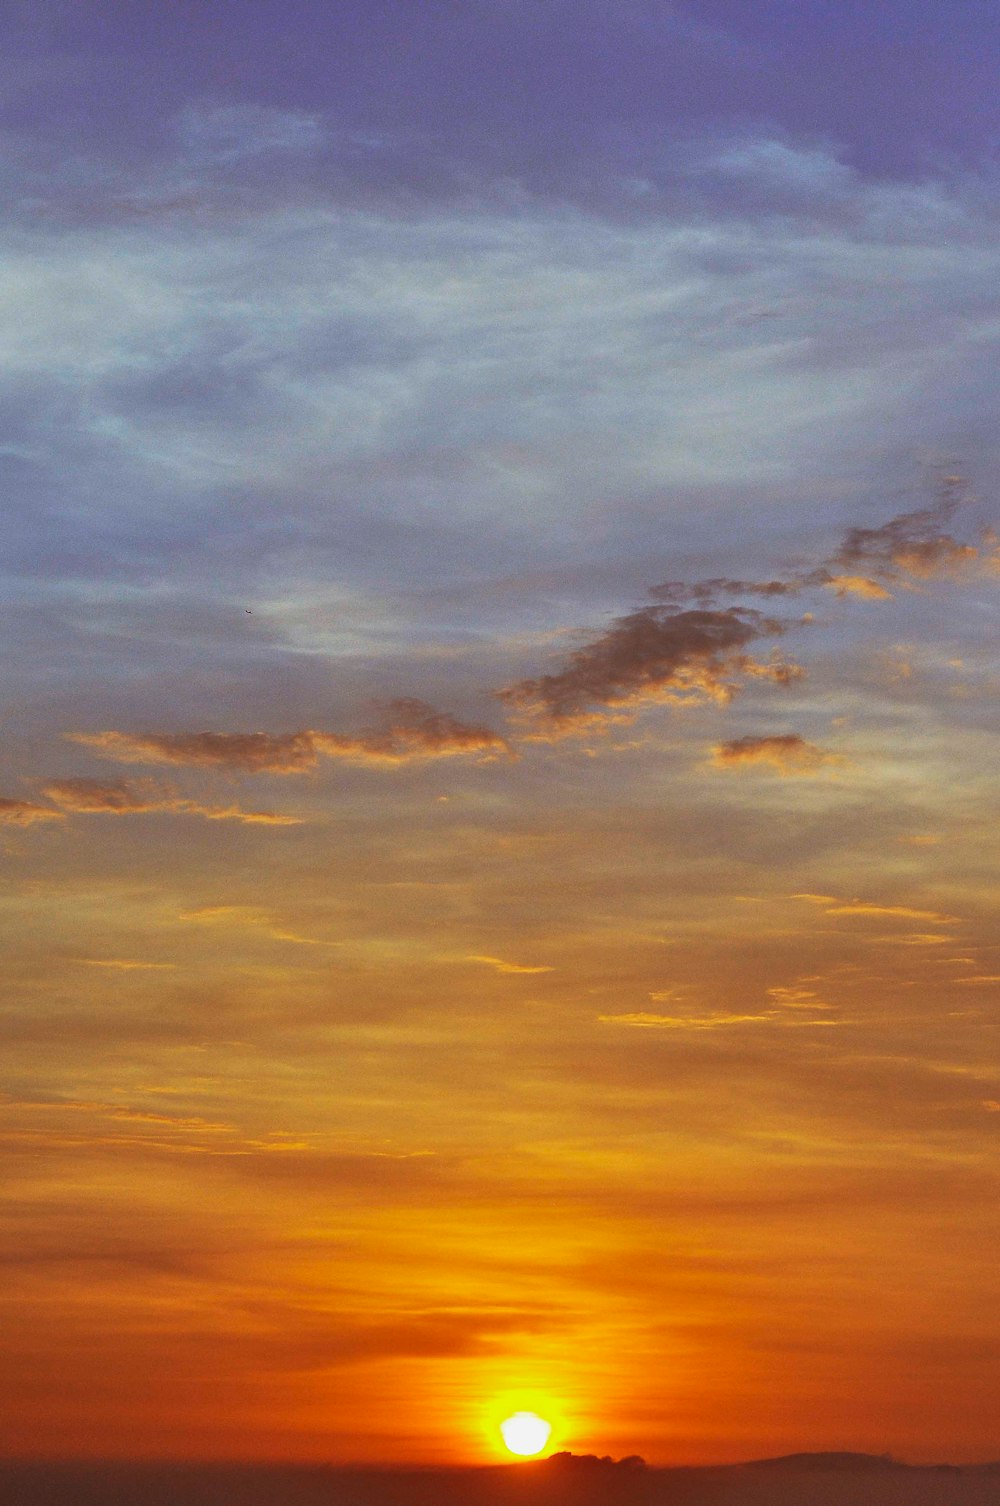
650, 577, 798, 605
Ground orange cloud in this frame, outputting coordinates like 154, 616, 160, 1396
765, 985, 834, 1010
711, 733, 843, 776
599, 1010, 773, 1029
0, 797, 64, 826
40, 778, 301, 825
823, 574, 894, 600
312, 700, 511, 765
498, 606, 798, 729
69, 700, 509, 772
69, 729, 318, 773
882, 933, 952, 946
791, 894, 958, 925
823, 902, 958, 923
74, 959, 177, 971
646, 487, 987, 615
598, 1008, 837, 1030
835, 485, 981, 584
466, 954, 555, 975
179, 904, 340, 947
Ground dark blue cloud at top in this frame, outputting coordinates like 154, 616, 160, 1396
2, 0, 1000, 178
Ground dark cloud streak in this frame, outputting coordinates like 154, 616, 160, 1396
498, 606, 798, 729
69, 700, 510, 773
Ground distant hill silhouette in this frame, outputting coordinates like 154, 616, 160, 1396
745, 1451, 899, 1470
3, 1453, 1000, 1506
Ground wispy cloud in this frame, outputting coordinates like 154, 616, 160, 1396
824, 902, 959, 923
177, 102, 326, 163
765, 985, 834, 1011
599, 1007, 838, 1030
465, 954, 555, 975
599, 1010, 774, 1029
74, 959, 177, 971
69, 731, 319, 774
40, 778, 301, 825
0, 797, 64, 826
178, 904, 340, 947
791, 894, 959, 925
69, 701, 510, 773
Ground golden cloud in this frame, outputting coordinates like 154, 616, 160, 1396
598, 1009, 838, 1030
0, 797, 65, 826
499, 605, 798, 729
823, 902, 958, 923
69, 700, 509, 773
765, 985, 834, 1010
823, 574, 894, 600
466, 954, 555, 975
178, 904, 339, 946
40, 779, 301, 825
68, 729, 319, 773
835, 484, 983, 584
312, 700, 511, 764
711, 733, 843, 776
74, 958, 177, 971
790, 894, 958, 925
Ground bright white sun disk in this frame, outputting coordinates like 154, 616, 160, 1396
500, 1411, 552, 1456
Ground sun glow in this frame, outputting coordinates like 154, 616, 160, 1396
499, 1411, 552, 1457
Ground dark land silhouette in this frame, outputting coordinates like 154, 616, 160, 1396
3, 1453, 1000, 1506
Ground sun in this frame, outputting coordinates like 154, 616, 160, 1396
499, 1411, 552, 1457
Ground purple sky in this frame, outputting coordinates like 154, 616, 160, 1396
6, 1, 1000, 176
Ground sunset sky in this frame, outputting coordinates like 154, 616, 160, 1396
3, 0, 1000, 1470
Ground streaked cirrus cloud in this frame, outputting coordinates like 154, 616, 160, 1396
0, 797, 65, 826
69, 701, 510, 772
40, 778, 301, 825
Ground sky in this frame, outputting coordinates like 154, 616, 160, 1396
2, 0, 1000, 1471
